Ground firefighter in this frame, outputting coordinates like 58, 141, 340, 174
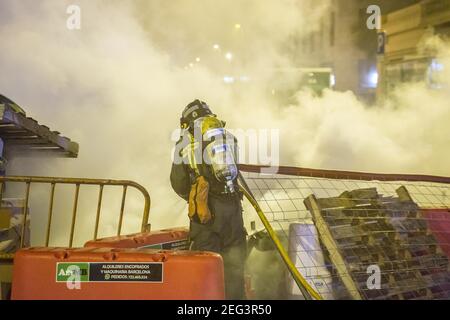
170, 99, 247, 300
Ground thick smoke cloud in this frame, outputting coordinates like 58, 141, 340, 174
0, 0, 449, 244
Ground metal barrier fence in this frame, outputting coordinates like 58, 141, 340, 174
239, 164, 450, 300
0, 176, 151, 258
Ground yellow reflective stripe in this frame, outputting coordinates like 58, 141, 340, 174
189, 135, 200, 176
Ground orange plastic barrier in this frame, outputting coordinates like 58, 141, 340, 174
84, 227, 189, 250
12, 247, 224, 300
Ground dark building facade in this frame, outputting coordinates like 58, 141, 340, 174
296, 0, 421, 103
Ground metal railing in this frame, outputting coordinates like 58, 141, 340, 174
0, 176, 151, 254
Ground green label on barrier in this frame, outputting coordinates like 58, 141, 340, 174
56, 262, 89, 282
56, 262, 163, 283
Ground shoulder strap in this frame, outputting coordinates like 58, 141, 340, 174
180, 133, 201, 177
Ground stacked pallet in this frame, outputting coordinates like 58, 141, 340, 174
304, 186, 450, 300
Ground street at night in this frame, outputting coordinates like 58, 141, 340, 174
0, 0, 450, 308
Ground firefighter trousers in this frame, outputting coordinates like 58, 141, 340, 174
190, 193, 247, 300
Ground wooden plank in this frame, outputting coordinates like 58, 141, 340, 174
4, 138, 54, 145
0, 104, 78, 157
0, 130, 31, 135
304, 194, 363, 299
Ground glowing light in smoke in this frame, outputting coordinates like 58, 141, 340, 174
195, 57, 200, 62
431, 59, 444, 71
330, 74, 336, 87
213, 44, 220, 50
225, 52, 233, 61
223, 76, 235, 84
368, 71, 378, 88
234, 23, 241, 30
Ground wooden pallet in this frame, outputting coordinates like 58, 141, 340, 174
304, 187, 450, 300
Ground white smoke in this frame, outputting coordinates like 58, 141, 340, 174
0, 0, 449, 245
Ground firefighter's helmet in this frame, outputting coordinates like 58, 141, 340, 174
180, 99, 215, 129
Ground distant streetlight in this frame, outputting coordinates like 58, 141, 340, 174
223, 76, 235, 84
189, 63, 194, 68
330, 74, 336, 87
234, 23, 241, 30
195, 57, 201, 62
225, 52, 233, 61
213, 44, 220, 50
